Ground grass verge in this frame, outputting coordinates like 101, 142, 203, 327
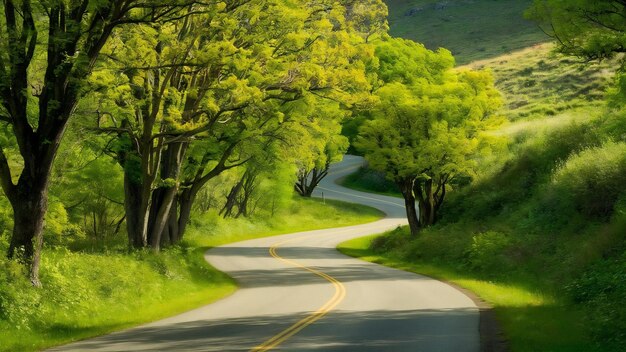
0, 197, 383, 352
338, 233, 598, 352
339, 168, 401, 198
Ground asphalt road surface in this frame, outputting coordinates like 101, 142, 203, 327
50, 155, 478, 351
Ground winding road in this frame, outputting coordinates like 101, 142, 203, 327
51, 155, 478, 351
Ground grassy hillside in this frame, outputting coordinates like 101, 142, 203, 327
383, 0, 548, 64
341, 113, 626, 351
465, 43, 619, 121
343, 3, 626, 350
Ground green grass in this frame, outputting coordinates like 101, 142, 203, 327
339, 169, 401, 198
338, 234, 597, 352
185, 197, 384, 247
0, 196, 383, 352
463, 44, 619, 121
383, 0, 548, 64
337, 115, 626, 351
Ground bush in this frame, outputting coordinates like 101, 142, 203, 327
343, 167, 400, 195
466, 231, 512, 271
0, 258, 42, 329
552, 141, 626, 218
446, 121, 604, 222
566, 254, 626, 348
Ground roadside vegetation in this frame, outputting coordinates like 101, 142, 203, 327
0, 197, 382, 352
341, 1, 626, 351
340, 111, 626, 350
0, 0, 389, 350
341, 167, 400, 197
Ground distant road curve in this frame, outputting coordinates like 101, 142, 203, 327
51, 155, 478, 352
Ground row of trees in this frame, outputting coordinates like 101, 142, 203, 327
0, 0, 388, 285
5, 0, 590, 284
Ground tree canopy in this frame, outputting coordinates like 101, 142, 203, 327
356, 38, 503, 235
527, 0, 626, 61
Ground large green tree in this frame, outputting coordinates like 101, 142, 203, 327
90, 0, 381, 250
356, 38, 502, 236
0, 0, 196, 286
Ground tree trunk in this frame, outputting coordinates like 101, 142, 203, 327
123, 174, 150, 248
148, 186, 177, 251
165, 196, 180, 245
221, 176, 244, 218
295, 165, 329, 197
175, 189, 195, 243
415, 179, 438, 227
147, 143, 185, 250
236, 171, 257, 218
398, 178, 420, 237
7, 179, 49, 287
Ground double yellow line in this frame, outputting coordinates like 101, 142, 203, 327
251, 236, 347, 352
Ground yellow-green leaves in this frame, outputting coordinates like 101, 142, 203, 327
357, 37, 503, 184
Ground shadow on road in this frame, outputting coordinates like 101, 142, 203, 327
208, 245, 436, 288
49, 308, 477, 351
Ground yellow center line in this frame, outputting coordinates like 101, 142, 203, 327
251, 232, 349, 352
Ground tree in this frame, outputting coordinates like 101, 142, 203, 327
527, 1, 626, 61
0, 0, 195, 286
355, 38, 503, 236
91, 0, 381, 250
294, 102, 349, 197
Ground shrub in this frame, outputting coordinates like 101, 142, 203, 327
343, 167, 400, 194
466, 231, 512, 271
0, 258, 42, 329
566, 254, 626, 348
552, 141, 626, 218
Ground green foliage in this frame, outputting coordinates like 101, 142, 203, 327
357, 38, 503, 182
467, 231, 512, 272
355, 37, 503, 229
551, 141, 626, 218
341, 167, 400, 196
527, 0, 626, 62
566, 253, 626, 348
0, 258, 41, 329
446, 120, 605, 223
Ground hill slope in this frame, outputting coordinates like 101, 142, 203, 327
384, 0, 548, 64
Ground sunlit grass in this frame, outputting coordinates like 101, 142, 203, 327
186, 197, 384, 248
0, 197, 383, 352
338, 234, 597, 351
490, 107, 599, 137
